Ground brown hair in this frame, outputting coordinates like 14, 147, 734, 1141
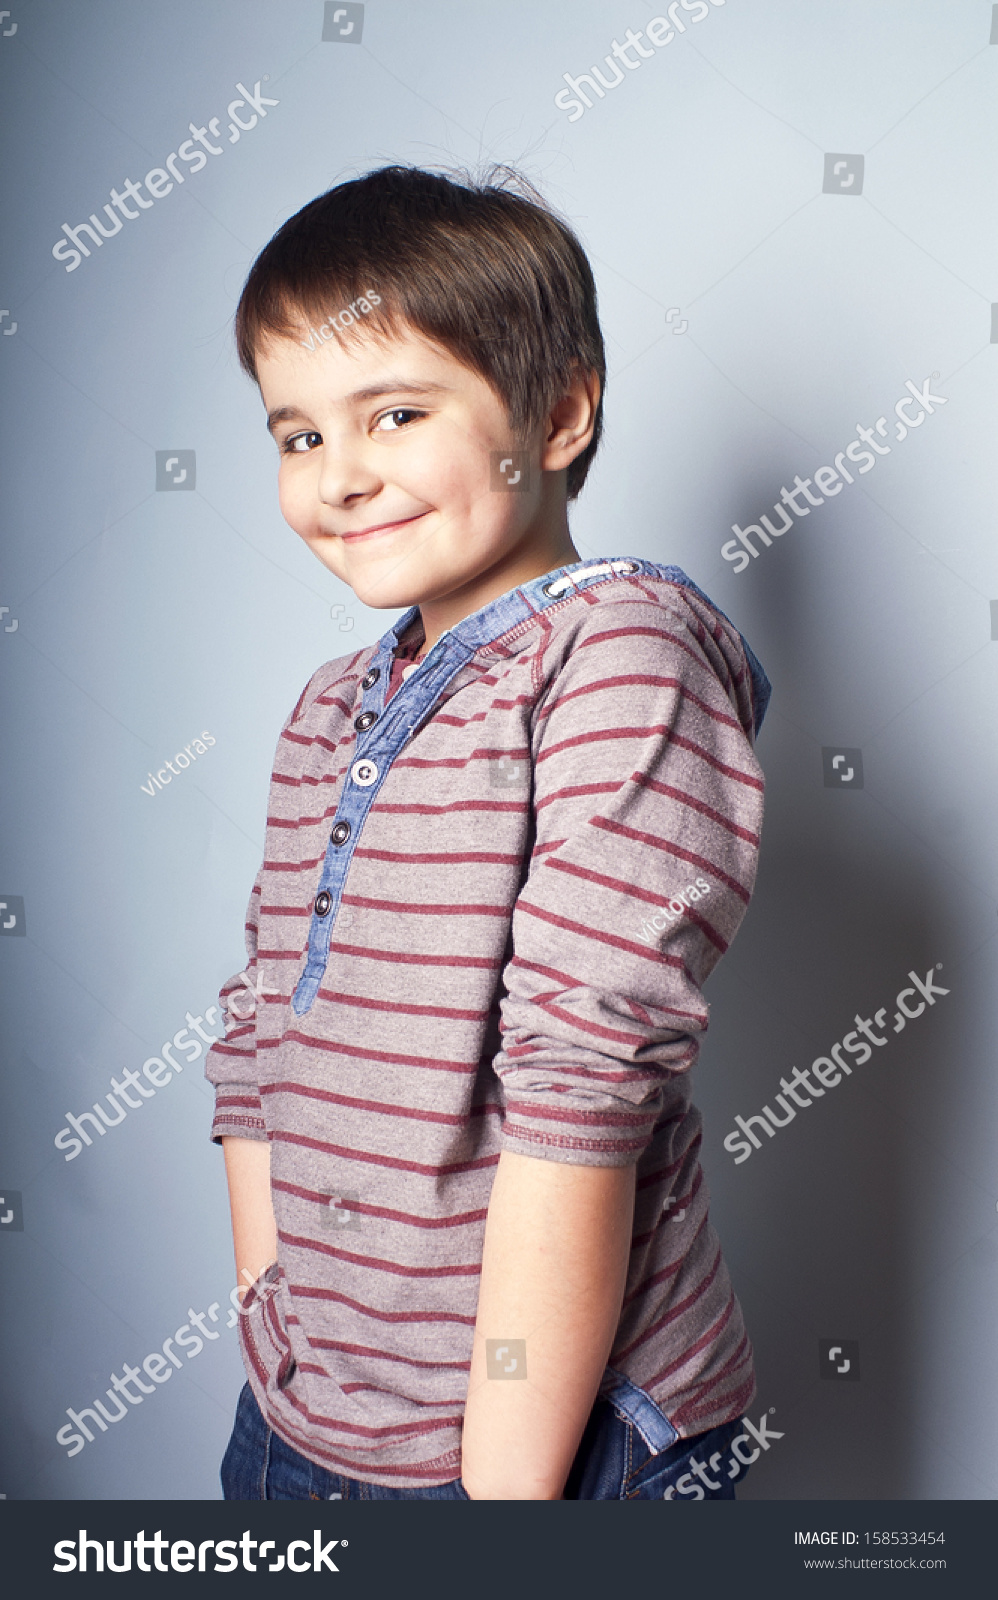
234, 165, 605, 498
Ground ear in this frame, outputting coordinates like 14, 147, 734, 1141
539, 370, 601, 474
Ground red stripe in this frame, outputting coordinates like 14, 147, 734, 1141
271, 1176, 488, 1229
631, 770, 760, 845
372, 798, 525, 814
342, 893, 509, 917
289, 1280, 478, 1326
504, 1096, 658, 1129
643, 1295, 738, 1391
535, 780, 618, 813
279, 1230, 481, 1278
280, 1382, 466, 1442
354, 847, 521, 865
619, 1248, 724, 1357
304, 1336, 471, 1372
621, 1217, 710, 1308
314, 986, 490, 1024
281, 1029, 480, 1075
263, 1078, 501, 1128
326, 940, 497, 970
591, 816, 752, 904
274, 1128, 500, 1179
541, 857, 729, 954
544, 672, 741, 732
515, 898, 695, 983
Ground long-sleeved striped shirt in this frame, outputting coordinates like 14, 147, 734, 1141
206, 556, 770, 1486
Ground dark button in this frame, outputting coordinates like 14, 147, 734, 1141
314, 890, 332, 917
330, 820, 351, 846
361, 667, 380, 689
354, 710, 377, 732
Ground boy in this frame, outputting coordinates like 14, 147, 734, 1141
207, 165, 770, 1501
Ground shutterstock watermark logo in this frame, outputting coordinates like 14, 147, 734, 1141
486, 1339, 527, 1379
820, 1339, 860, 1380
823, 153, 864, 194
0, 894, 25, 934
53, 1529, 343, 1574
721, 375, 948, 573
555, 2, 726, 121
155, 450, 195, 490
724, 965, 950, 1164
56, 1268, 288, 1461
822, 747, 863, 788
488, 752, 529, 789
222, 967, 280, 1031
664, 1408, 784, 1497
319, 1190, 363, 1231
322, 1, 364, 42
490, 451, 530, 491
53, 1005, 223, 1161
52, 78, 278, 273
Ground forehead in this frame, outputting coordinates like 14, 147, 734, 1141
255, 323, 480, 415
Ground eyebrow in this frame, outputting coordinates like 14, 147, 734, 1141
265, 381, 452, 436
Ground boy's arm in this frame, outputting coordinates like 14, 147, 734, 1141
221, 1136, 278, 1298
466, 594, 766, 1499
460, 1151, 635, 1499
205, 866, 273, 1290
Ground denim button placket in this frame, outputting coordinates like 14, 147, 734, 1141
291, 635, 471, 1014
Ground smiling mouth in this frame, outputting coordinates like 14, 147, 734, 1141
338, 512, 429, 542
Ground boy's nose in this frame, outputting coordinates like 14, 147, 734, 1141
316, 443, 381, 507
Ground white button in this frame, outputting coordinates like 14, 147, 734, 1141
350, 757, 379, 787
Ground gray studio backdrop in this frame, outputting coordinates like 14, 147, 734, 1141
1, 0, 995, 1501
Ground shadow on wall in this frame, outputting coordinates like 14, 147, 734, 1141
700, 539, 942, 1498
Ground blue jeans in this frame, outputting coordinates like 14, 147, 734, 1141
221, 1381, 750, 1501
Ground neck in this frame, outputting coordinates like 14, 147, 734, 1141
417, 525, 580, 655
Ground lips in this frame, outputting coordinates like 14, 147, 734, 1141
338, 512, 428, 543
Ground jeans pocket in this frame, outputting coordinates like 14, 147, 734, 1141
624, 1416, 746, 1500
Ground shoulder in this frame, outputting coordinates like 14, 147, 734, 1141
537, 571, 758, 737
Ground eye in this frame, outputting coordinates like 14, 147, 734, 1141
282, 430, 321, 455
374, 408, 425, 432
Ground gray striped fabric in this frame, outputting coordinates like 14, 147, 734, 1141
206, 567, 765, 1485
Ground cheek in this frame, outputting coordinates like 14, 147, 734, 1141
277, 463, 314, 533
409, 415, 492, 497
401, 433, 468, 499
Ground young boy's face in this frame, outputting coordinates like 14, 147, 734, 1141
255, 323, 591, 633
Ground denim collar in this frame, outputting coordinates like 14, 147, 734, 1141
372, 555, 771, 734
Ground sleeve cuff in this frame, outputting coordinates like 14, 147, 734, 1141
210, 1087, 267, 1145
498, 1122, 651, 1167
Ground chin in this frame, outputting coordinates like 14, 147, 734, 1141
349, 576, 426, 612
